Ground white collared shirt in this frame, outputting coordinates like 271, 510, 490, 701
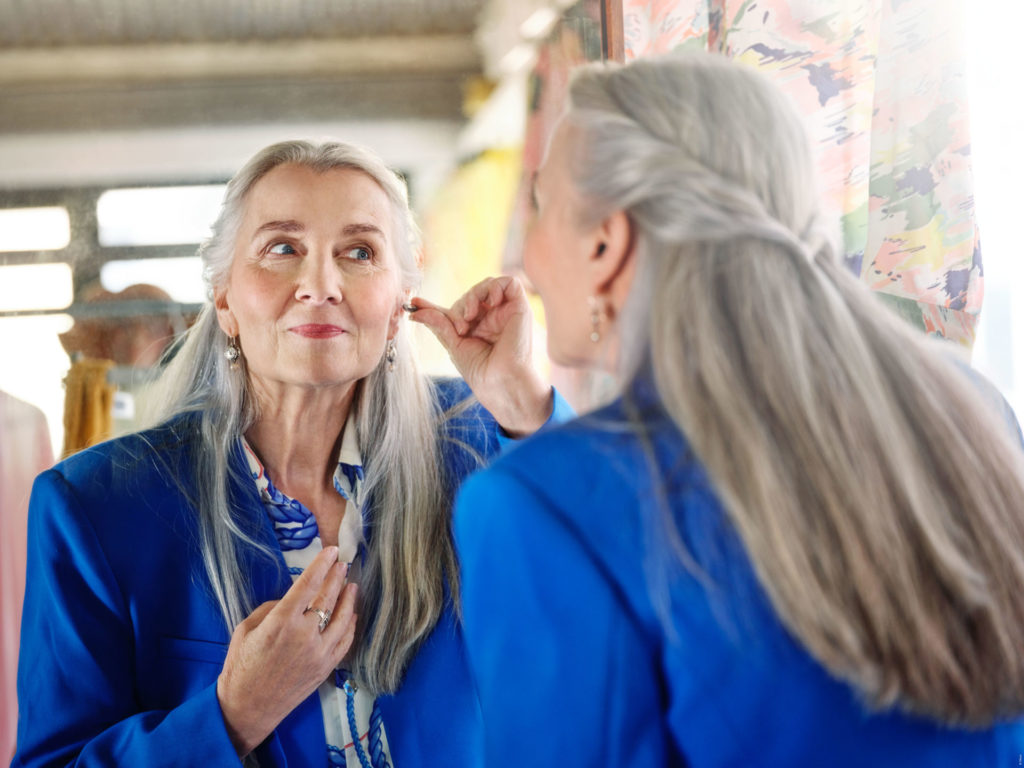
242, 409, 393, 768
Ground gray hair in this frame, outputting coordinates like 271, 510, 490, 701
151, 140, 455, 694
565, 53, 1024, 725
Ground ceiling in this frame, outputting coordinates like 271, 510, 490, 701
0, 0, 575, 193
0, 0, 489, 135
0, 0, 486, 46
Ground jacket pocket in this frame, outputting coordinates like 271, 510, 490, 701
158, 635, 229, 666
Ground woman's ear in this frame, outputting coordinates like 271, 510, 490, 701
213, 285, 237, 337
387, 290, 408, 339
590, 209, 636, 302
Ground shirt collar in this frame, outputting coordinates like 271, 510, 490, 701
241, 406, 366, 564
333, 409, 365, 563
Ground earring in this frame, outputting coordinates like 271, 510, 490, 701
224, 336, 240, 369
587, 296, 603, 343
385, 339, 397, 372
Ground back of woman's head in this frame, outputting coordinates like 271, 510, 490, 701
565, 52, 1024, 726
566, 54, 826, 286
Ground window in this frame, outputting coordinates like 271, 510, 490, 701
0, 263, 73, 312
0, 207, 70, 252
97, 185, 225, 247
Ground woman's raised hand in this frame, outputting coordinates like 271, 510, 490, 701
409, 275, 552, 437
216, 546, 358, 757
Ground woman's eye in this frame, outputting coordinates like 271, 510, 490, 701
268, 242, 297, 256
346, 247, 372, 261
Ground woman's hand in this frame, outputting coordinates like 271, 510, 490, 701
409, 275, 552, 437
216, 546, 358, 757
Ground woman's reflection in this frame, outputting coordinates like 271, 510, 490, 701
13, 139, 569, 768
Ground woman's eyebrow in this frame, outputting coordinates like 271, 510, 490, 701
252, 219, 304, 239
342, 223, 386, 240
251, 220, 385, 240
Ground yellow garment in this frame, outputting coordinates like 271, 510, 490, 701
421, 147, 522, 303
62, 358, 115, 458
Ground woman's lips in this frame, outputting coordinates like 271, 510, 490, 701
290, 324, 345, 338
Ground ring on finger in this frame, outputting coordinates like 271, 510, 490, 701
304, 605, 332, 633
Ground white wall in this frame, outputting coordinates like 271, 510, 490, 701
966, 2, 1024, 420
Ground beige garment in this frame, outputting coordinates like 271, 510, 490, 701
0, 391, 54, 764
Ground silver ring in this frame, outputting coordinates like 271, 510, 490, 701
304, 605, 332, 633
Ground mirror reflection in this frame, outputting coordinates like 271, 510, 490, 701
1, 5, 606, 764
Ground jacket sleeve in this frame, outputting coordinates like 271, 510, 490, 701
493, 387, 575, 453
438, 380, 575, 486
12, 469, 241, 768
453, 467, 668, 766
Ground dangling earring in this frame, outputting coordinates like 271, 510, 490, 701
587, 296, 603, 343
385, 339, 397, 372
224, 336, 240, 369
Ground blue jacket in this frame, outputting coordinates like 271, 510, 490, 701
14, 379, 572, 768
455, 376, 1024, 767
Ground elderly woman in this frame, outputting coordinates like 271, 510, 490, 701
14, 140, 570, 768
453, 53, 1024, 766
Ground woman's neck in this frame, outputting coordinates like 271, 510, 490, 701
245, 381, 357, 497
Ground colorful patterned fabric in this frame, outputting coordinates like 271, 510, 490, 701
242, 411, 393, 768
621, 0, 980, 346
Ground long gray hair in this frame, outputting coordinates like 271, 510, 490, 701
565, 53, 1024, 725
150, 140, 454, 694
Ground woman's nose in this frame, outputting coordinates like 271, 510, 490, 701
295, 251, 342, 305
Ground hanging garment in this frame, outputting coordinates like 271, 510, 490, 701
61, 358, 115, 458
0, 390, 54, 765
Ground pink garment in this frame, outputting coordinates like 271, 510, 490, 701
0, 391, 53, 764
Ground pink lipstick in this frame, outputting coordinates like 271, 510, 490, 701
290, 324, 345, 338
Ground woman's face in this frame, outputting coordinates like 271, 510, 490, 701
523, 121, 597, 368
215, 163, 403, 398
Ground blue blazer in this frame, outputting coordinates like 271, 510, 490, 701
455, 376, 1024, 767
14, 379, 572, 768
